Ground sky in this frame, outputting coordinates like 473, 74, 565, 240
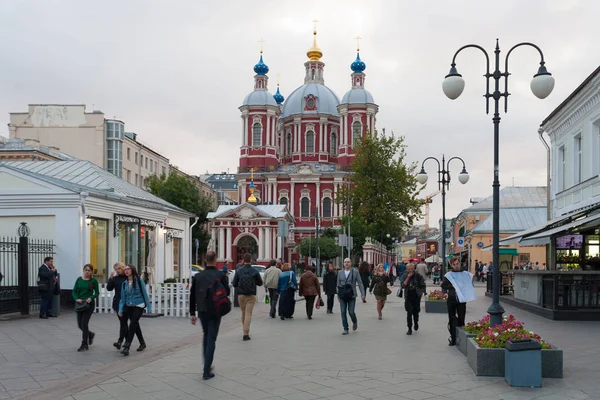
0, 0, 598, 227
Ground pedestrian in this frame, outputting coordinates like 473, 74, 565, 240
336, 258, 366, 335
231, 253, 263, 340
322, 263, 337, 314
416, 259, 428, 280
369, 263, 391, 320
38, 256, 58, 319
190, 250, 230, 380
400, 263, 426, 335
474, 259, 480, 281
263, 259, 281, 318
118, 265, 151, 356
481, 263, 488, 282
277, 263, 298, 320
298, 265, 321, 320
358, 261, 370, 303
107, 262, 143, 350
72, 264, 99, 351
442, 257, 468, 346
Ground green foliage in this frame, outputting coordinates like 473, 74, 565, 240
145, 173, 216, 255
297, 236, 339, 261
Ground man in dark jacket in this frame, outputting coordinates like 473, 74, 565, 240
190, 250, 229, 380
400, 263, 426, 335
38, 257, 58, 318
322, 263, 337, 314
442, 257, 467, 346
231, 252, 263, 341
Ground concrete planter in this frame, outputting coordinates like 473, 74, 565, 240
456, 327, 476, 356
466, 338, 564, 378
425, 300, 447, 313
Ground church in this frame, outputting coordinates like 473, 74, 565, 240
206, 27, 379, 267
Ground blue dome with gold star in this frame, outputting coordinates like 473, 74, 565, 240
254, 54, 269, 76
351, 52, 366, 73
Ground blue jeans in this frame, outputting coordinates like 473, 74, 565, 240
339, 297, 357, 332
40, 296, 53, 317
199, 312, 221, 376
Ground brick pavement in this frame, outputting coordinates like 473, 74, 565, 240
5, 284, 600, 400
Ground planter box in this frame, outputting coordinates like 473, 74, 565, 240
425, 300, 447, 313
467, 338, 563, 378
456, 327, 476, 356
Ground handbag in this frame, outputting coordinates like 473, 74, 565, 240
75, 302, 90, 312
338, 270, 355, 301
317, 296, 324, 308
315, 299, 321, 309
386, 287, 392, 295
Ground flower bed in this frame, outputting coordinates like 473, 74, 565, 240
427, 290, 447, 301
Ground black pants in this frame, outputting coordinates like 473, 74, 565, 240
404, 298, 420, 328
268, 288, 279, 317
305, 295, 316, 318
40, 295, 53, 317
76, 300, 95, 343
199, 312, 221, 376
122, 306, 145, 345
116, 312, 144, 344
326, 293, 335, 312
447, 299, 466, 342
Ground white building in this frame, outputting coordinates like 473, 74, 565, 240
0, 160, 195, 291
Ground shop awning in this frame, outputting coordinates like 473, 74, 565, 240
499, 248, 518, 256
519, 213, 600, 246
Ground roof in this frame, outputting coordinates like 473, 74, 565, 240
541, 65, 600, 126
241, 90, 278, 107
282, 82, 340, 118
341, 88, 375, 105
0, 160, 193, 216
466, 187, 547, 211
400, 238, 417, 245
207, 203, 290, 219
471, 207, 548, 234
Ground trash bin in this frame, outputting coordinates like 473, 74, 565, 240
505, 339, 542, 387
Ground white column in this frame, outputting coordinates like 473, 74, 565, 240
226, 227, 232, 260
218, 228, 225, 260
272, 118, 277, 147
319, 122, 323, 152
258, 227, 264, 261
290, 182, 295, 216
265, 228, 271, 260
243, 116, 248, 146
344, 115, 348, 145
366, 113, 371, 133
211, 227, 217, 248
241, 183, 246, 204
266, 116, 271, 146
274, 182, 278, 204
316, 183, 321, 216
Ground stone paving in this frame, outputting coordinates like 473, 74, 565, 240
3, 284, 600, 400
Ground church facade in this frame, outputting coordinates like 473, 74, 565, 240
207, 28, 379, 267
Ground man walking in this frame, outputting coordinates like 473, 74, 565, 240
416, 259, 428, 281
322, 263, 337, 314
400, 263, 426, 335
231, 253, 263, 341
263, 259, 281, 318
336, 258, 366, 335
38, 257, 58, 319
190, 250, 230, 380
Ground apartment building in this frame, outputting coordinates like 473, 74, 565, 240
122, 131, 170, 187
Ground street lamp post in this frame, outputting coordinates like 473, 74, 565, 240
416, 156, 470, 282
442, 39, 555, 327
312, 207, 320, 275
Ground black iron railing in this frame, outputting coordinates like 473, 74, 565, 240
486, 271, 514, 295
542, 274, 600, 310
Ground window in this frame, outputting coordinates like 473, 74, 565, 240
145, 157, 148, 169
155, 161, 158, 172
252, 123, 262, 146
322, 197, 332, 218
558, 146, 565, 192
280, 197, 288, 206
127, 148, 131, 160
352, 121, 362, 144
126, 170, 131, 183
162, 166, 166, 175
173, 238, 181, 280
330, 132, 337, 155
301, 197, 310, 218
287, 132, 292, 155
135, 152, 138, 165
306, 131, 315, 153
140, 155, 144, 167
89, 218, 108, 283
135, 173, 138, 186
575, 135, 582, 184
150, 159, 153, 172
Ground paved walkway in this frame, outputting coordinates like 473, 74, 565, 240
4, 285, 600, 400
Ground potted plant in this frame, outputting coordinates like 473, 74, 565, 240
466, 314, 562, 378
457, 315, 491, 356
424, 290, 448, 313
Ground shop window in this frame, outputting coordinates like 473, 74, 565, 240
173, 238, 181, 280
518, 253, 530, 266
89, 218, 108, 282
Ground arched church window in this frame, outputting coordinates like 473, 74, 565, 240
301, 197, 310, 218
352, 121, 362, 145
330, 132, 337, 155
306, 131, 315, 153
286, 132, 292, 155
279, 197, 288, 206
252, 123, 262, 146
322, 197, 332, 218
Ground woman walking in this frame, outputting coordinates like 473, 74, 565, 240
322, 263, 337, 314
277, 263, 298, 320
106, 262, 143, 350
369, 264, 391, 320
358, 262, 371, 304
118, 265, 151, 356
298, 265, 321, 320
72, 264, 99, 352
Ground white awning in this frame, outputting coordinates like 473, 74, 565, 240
519, 213, 600, 246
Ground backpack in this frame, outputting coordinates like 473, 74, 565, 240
206, 274, 231, 317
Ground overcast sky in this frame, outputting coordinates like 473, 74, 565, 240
0, 0, 598, 226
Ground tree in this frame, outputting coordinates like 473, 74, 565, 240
297, 236, 340, 261
338, 130, 423, 258
145, 173, 216, 259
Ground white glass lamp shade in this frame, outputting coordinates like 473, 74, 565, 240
442, 66, 465, 100
530, 71, 555, 99
416, 168, 429, 185
458, 169, 470, 184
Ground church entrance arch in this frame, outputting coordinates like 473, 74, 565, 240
236, 235, 258, 265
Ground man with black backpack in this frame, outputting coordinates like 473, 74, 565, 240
232, 253, 263, 341
190, 250, 230, 381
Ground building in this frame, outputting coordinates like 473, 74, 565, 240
415, 236, 439, 260
397, 238, 417, 260
0, 160, 195, 292
0, 137, 73, 161
122, 131, 170, 187
402, 224, 439, 241
207, 28, 380, 266
170, 166, 217, 207
200, 173, 239, 205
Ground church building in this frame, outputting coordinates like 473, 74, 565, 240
207, 27, 379, 266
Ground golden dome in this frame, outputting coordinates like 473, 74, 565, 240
306, 29, 322, 61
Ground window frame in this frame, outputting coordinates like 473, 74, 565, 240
322, 197, 332, 218
252, 123, 262, 147
330, 132, 337, 155
558, 145, 566, 192
301, 197, 310, 218
352, 121, 362, 145
306, 130, 315, 153
574, 134, 582, 184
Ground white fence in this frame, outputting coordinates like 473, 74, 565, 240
95, 283, 268, 317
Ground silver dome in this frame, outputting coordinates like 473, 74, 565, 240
281, 83, 340, 118
242, 90, 278, 107
340, 88, 375, 105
